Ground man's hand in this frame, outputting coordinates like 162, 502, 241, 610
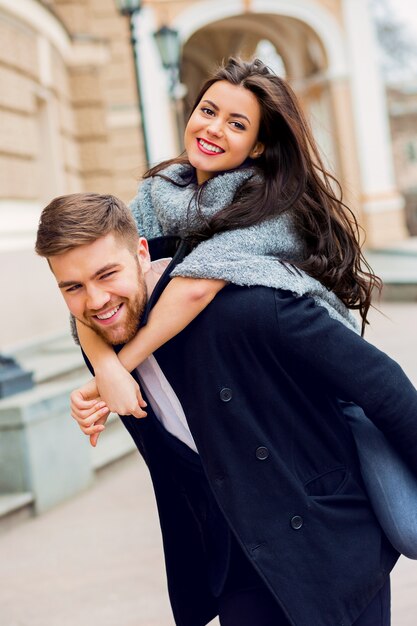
70, 378, 110, 447
94, 360, 147, 419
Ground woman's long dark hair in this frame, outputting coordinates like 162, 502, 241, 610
145, 57, 381, 333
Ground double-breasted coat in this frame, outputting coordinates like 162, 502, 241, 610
88, 237, 417, 626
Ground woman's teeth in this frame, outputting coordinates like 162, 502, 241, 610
198, 139, 223, 153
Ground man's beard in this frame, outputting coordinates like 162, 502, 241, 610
80, 268, 147, 346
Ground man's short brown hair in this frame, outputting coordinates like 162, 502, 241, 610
35, 193, 139, 258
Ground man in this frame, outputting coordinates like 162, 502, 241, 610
35, 193, 417, 626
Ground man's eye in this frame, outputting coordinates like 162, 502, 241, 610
100, 271, 116, 280
66, 285, 81, 293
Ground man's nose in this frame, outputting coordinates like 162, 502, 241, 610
85, 285, 110, 311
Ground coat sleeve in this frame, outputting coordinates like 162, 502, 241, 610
274, 289, 417, 474
129, 178, 164, 239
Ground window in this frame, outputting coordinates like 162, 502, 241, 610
405, 140, 417, 163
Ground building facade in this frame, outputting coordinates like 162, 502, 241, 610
387, 84, 417, 235
0, 0, 144, 349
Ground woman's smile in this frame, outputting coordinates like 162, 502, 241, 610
196, 138, 225, 155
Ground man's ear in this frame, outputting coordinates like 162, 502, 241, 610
137, 237, 151, 273
249, 142, 265, 159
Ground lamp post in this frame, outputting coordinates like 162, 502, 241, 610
154, 25, 186, 151
115, 0, 150, 166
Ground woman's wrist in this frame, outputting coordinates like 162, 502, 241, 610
94, 352, 123, 375
117, 348, 139, 373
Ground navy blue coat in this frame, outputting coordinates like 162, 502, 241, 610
93, 238, 417, 626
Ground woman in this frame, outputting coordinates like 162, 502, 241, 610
76, 57, 377, 413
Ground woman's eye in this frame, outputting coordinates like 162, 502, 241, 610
231, 121, 245, 130
201, 107, 214, 116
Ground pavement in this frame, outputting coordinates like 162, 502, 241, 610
1, 301, 417, 626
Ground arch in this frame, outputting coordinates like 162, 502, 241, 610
173, 0, 348, 80
0, 0, 71, 59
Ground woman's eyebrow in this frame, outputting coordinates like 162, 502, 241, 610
201, 99, 251, 124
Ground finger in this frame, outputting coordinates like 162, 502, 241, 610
80, 423, 106, 436
89, 412, 109, 446
137, 389, 147, 409
71, 398, 105, 410
131, 406, 147, 419
70, 404, 102, 420
90, 431, 101, 447
136, 386, 147, 408
71, 396, 98, 409
71, 402, 107, 422
77, 412, 109, 435
72, 406, 109, 427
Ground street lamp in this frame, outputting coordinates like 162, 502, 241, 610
154, 26, 181, 93
115, 0, 150, 166
154, 25, 186, 150
115, 0, 142, 15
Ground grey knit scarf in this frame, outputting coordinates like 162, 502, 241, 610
130, 163, 360, 333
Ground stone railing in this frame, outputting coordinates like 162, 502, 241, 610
0, 333, 135, 525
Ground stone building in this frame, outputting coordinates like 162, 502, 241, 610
0, 0, 147, 350
387, 84, 417, 235
0, 0, 409, 349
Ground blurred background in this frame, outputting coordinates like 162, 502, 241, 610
0, 0, 416, 624
0, 0, 417, 350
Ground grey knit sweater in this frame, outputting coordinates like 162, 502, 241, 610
130, 163, 359, 333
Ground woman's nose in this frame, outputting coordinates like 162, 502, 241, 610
207, 121, 223, 137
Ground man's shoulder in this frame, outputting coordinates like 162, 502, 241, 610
203, 283, 281, 328
220, 283, 295, 303
212, 285, 340, 332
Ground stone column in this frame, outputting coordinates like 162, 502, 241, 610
327, 78, 363, 221
135, 6, 178, 165
341, 0, 408, 246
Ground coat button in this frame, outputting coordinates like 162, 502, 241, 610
290, 515, 303, 530
255, 446, 269, 460
220, 387, 233, 402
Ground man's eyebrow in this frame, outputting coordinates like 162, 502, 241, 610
201, 99, 251, 124
58, 263, 119, 288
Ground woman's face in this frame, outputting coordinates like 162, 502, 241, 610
184, 80, 264, 185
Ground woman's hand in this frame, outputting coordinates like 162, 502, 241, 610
70, 378, 110, 447
95, 360, 147, 419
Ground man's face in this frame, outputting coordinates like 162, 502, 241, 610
50, 233, 150, 345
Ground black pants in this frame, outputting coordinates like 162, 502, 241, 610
218, 540, 391, 626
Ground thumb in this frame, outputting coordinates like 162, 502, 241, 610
90, 431, 101, 447
136, 385, 147, 408
132, 405, 147, 419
